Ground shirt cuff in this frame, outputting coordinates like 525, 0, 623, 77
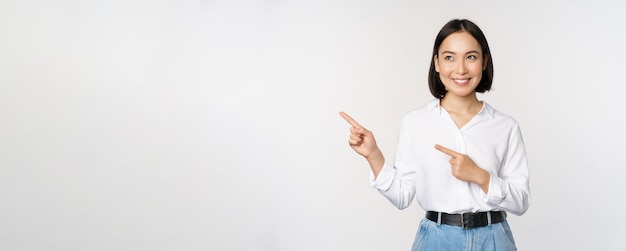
483, 173, 506, 205
369, 162, 396, 191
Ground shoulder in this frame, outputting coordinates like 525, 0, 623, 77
484, 102, 520, 128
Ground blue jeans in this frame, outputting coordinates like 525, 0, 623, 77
412, 218, 517, 251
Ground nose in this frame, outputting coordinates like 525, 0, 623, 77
456, 61, 468, 74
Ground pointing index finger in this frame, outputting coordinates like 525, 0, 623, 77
434, 144, 460, 157
339, 111, 362, 128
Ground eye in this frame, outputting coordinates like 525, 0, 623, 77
444, 55, 454, 61
467, 55, 477, 60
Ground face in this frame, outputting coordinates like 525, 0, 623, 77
434, 31, 487, 98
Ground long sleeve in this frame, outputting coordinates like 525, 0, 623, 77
369, 118, 416, 210
483, 124, 531, 215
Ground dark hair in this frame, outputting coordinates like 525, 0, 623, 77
428, 19, 494, 98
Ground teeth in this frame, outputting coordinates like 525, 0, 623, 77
454, 79, 468, 83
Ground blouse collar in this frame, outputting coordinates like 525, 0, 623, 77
427, 99, 495, 119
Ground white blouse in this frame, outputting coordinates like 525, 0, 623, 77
371, 99, 531, 216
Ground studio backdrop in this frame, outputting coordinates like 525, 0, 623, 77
1, 0, 625, 250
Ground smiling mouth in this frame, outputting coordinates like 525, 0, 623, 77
453, 79, 469, 84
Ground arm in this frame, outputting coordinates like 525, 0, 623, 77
434, 125, 531, 215
483, 125, 531, 215
340, 112, 416, 209
370, 118, 417, 209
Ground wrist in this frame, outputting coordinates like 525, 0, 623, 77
366, 149, 384, 166
365, 148, 382, 161
476, 169, 490, 193
366, 149, 385, 178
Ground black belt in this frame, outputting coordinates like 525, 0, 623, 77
426, 211, 507, 230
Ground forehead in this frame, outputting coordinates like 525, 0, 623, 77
439, 31, 481, 54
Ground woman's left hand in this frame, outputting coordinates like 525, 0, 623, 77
435, 144, 491, 193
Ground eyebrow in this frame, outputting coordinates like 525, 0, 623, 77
440, 50, 481, 55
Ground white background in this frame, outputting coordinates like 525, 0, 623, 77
1, 0, 625, 250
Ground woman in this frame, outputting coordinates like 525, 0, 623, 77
340, 19, 530, 251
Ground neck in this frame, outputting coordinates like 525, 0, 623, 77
440, 92, 481, 114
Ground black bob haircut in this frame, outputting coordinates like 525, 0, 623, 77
428, 19, 494, 98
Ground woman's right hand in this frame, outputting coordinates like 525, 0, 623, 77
339, 111, 381, 159
339, 111, 385, 177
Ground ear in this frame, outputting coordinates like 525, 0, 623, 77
482, 53, 489, 70
434, 55, 440, 73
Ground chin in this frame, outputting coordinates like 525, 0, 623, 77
446, 89, 476, 97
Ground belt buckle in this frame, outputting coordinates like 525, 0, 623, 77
461, 213, 474, 230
